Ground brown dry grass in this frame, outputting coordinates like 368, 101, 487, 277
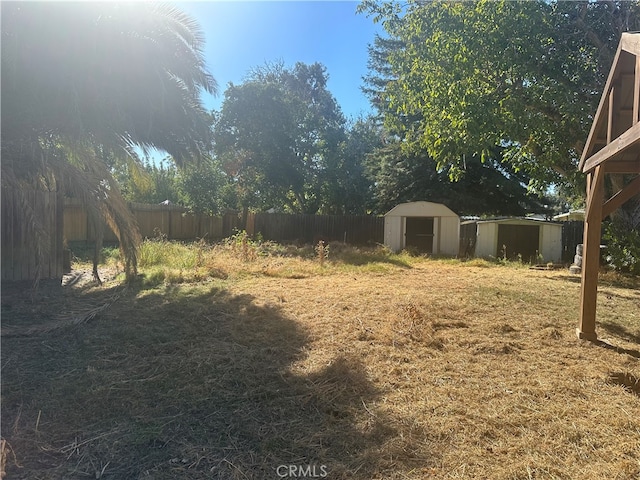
1, 243, 639, 479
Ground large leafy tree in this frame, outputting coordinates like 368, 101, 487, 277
358, 0, 640, 193
115, 157, 235, 215
176, 160, 237, 215
113, 158, 183, 206
2, 2, 216, 280
214, 62, 359, 214
365, 141, 551, 216
333, 117, 385, 214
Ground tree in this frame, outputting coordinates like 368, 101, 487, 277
365, 141, 551, 216
177, 160, 237, 215
113, 157, 183, 206
358, 0, 640, 193
330, 116, 386, 214
2, 2, 216, 281
214, 62, 361, 214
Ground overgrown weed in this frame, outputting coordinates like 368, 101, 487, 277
6, 238, 640, 480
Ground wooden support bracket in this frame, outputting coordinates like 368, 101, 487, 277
581, 122, 640, 173
602, 175, 640, 219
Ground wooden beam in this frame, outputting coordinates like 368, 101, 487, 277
585, 164, 605, 221
578, 165, 605, 341
608, 84, 615, 143
581, 122, 640, 172
604, 160, 640, 174
580, 42, 624, 168
634, 55, 640, 125
622, 32, 640, 56
602, 175, 640, 219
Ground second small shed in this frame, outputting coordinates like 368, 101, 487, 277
384, 201, 460, 255
461, 218, 563, 263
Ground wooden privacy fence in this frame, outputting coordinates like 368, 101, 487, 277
561, 221, 585, 263
2, 187, 64, 281
64, 199, 242, 242
247, 212, 384, 245
65, 200, 385, 246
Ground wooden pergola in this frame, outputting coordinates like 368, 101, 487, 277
577, 32, 640, 341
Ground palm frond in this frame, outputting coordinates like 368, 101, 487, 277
1, 1, 216, 283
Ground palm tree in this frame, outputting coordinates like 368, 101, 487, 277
1, 2, 217, 283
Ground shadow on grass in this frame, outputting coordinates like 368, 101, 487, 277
594, 339, 640, 359
331, 253, 413, 268
553, 274, 582, 284
553, 273, 640, 290
606, 372, 640, 397
599, 321, 640, 345
260, 242, 414, 269
1, 281, 399, 479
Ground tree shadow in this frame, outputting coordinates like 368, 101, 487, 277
331, 254, 413, 268
260, 242, 414, 269
550, 274, 640, 292
1, 281, 405, 479
606, 372, 640, 397
552, 274, 582, 284
599, 321, 640, 345
593, 339, 640, 359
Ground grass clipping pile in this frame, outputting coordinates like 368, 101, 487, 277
1, 240, 639, 479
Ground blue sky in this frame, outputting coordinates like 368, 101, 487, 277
180, 1, 383, 119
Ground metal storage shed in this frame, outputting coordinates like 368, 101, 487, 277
384, 201, 460, 255
461, 218, 562, 263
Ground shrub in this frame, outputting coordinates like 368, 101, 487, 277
603, 204, 640, 275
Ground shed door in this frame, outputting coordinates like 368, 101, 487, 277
405, 217, 434, 253
497, 224, 540, 262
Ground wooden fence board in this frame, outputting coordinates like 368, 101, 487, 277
1, 187, 15, 280
63, 200, 230, 242
250, 213, 384, 245
63, 204, 88, 241
562, 221, 585, 263
1, 187, 63, 281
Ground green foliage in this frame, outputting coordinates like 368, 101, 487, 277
114, 157, 183, 205
177, 159, 236, 214
214, 62, 370, 214
359, 0, 640, 194
603, 208, 640, 275
338, 117, 385, 214
2, 2, 216, 164
114, 156, 237, 215
225, 230, 260, 262
138, 238, 198, 269
364, 140, 551, 216
2, 2, 216, 280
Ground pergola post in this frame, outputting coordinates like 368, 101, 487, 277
577, 165, 604, 341
575, 33, 640, 341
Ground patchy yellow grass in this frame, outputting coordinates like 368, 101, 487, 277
1, 243, 638, 479
234, 262, 639, 479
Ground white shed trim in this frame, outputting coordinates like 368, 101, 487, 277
384, 201, 460, 255
385, 201, 458, 218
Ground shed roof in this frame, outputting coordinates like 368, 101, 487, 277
553, 210, 585, 222
461, 217, 561, 226
384, 201, 458, 218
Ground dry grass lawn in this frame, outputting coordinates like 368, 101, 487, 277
1, 241, 639, 479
